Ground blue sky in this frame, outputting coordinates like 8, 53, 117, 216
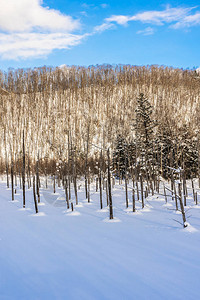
0, 0, 199, 70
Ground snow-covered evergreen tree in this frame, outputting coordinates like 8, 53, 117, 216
134, 93, 157, 178
112, 135, 128, 178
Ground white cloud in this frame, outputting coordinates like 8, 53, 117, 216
106, 15, 130, 25
0, 32, 87, 60
0, 0, 80, 33
137, 27, 155, 36
172, 12, 200, 28
94, 22, 115, 33
106, 7, 194, 27
130, 7, 194, 25
0, 0, 84, 60
95, 6, 200, 38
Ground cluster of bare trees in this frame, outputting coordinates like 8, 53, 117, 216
5, 129, 198, 228
0, 63, 199, 228
0, 64, 199, 180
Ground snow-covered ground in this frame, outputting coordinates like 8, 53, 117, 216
0, 178, 200, 300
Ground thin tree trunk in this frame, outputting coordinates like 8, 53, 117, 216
65, 178, 70, 209
99, 167, 103, 209
191, 179, 195, 202
136, 180, 140, 202
125, 173, 128, 208
11, 160, 14, 201
195, 192, 198, 205
68, 175, 71, 200
36, 155, 40, 203
74, 176, 78, 205
174, 183, 178, 211
53, 174, 56, 193
33, 176, 38, 213
107, 149, 113, 219
105, 180, 109, 206
178, 183, 187, 228
22, 131, 26, 208
140, 176, 144, 209
164, 185, 167, 203
88, 168, 90, 203
132, 179, 135, 212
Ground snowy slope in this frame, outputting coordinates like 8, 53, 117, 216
0, 179, 200, 300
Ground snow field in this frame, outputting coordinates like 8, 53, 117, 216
0, 178, 200, 300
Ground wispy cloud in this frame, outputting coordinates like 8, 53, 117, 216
94, 22, 115, 33
101, 4, 108, 9
106, 15, 130, 25
105, 7, 195, 26
137, 27, 155, 36
171, 12, 200, 28
130, 7, 194, 25
101, 6, 200, 31
82, 3, 94, 9
0, 32, 87, 60
81, 3, 108, 10
0, 0, 82, 60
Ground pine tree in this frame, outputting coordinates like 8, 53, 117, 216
155, 124, 174, 178
113, 135, 128, 178
177, 126, 199, 178
134, 93, 157, 178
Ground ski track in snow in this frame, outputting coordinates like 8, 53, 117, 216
0, 179, 200, 300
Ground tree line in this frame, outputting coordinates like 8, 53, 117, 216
0, 64, 199, 182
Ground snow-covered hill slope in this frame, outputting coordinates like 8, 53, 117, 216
0, 179, 200, 300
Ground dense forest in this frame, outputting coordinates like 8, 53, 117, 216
0, 64, 199, 181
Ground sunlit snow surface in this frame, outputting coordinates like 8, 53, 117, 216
0, 178, 200, 300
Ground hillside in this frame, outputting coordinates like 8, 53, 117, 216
0, 65, 200, 176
